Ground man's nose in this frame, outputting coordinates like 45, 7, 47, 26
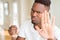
33, 12, 38, 16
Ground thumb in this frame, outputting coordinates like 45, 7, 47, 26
52, 16, 55, 27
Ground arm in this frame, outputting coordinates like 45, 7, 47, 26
11, 37, 17, 40
47, 37, 57, 40
16, 36, 25, 40
11, 34, 17, 40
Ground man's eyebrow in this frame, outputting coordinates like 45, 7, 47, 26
31, 8, 41, 13
31, 8, 36, 12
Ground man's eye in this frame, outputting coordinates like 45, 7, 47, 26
37, 11, 40, 13
36, 11, 41, 14
31, 10, 35, 13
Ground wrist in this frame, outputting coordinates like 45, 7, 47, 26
47, 37, 57, 40
11, 34, 17, 38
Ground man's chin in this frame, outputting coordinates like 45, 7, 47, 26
31, 21, 38, 24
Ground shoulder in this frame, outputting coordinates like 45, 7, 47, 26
19, 20, 33, 32
18, 20, 33, 38
20, 20, 33, 29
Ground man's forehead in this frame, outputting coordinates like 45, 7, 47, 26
32, 3, 47, 12
32, 3, 49, 12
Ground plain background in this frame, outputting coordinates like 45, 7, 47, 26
50, 0, 60, 28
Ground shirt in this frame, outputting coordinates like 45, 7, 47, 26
18, 20, 60, 40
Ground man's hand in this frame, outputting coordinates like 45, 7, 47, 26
8, 25, 18, 37
35, 10, 55, 40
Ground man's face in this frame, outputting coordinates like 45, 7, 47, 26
31, 3, 49, 24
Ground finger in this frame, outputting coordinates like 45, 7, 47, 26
41, 12, 45, 28
47, 11, 51, 24
44, 10, 51, 25
44, 10, 48, 23
52, 16, 55, 26
41, 11, 47, 31
44, 10, 50, 24
44, 10, 49, 30
44, 11, 51, 33
45, 11, 51, 32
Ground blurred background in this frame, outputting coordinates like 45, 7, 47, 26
0, 0, 60, 40
0, 0, 60, 30
0, 0, 34, 30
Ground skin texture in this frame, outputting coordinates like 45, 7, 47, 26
31, 3, 49, 27
17, 3, 55, 40
8, 25, 18, 35
8, 25, 18, 40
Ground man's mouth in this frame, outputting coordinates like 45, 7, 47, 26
32, 18, 36, 20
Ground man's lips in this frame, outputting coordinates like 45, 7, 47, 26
32, 18, 37, 20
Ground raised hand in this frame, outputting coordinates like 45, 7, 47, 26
8, 25, 18, 37
35, 10, 55, 39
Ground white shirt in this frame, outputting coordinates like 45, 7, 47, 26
18, 20, 60, 40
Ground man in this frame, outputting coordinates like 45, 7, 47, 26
17, 0, 60, 40
8, 25, 18, 40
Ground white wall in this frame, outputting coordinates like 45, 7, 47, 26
50, 0, 60, 28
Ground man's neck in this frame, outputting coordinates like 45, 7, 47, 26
34, 24, 41, 30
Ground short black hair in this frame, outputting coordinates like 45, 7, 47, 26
34, 0, 51, 7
